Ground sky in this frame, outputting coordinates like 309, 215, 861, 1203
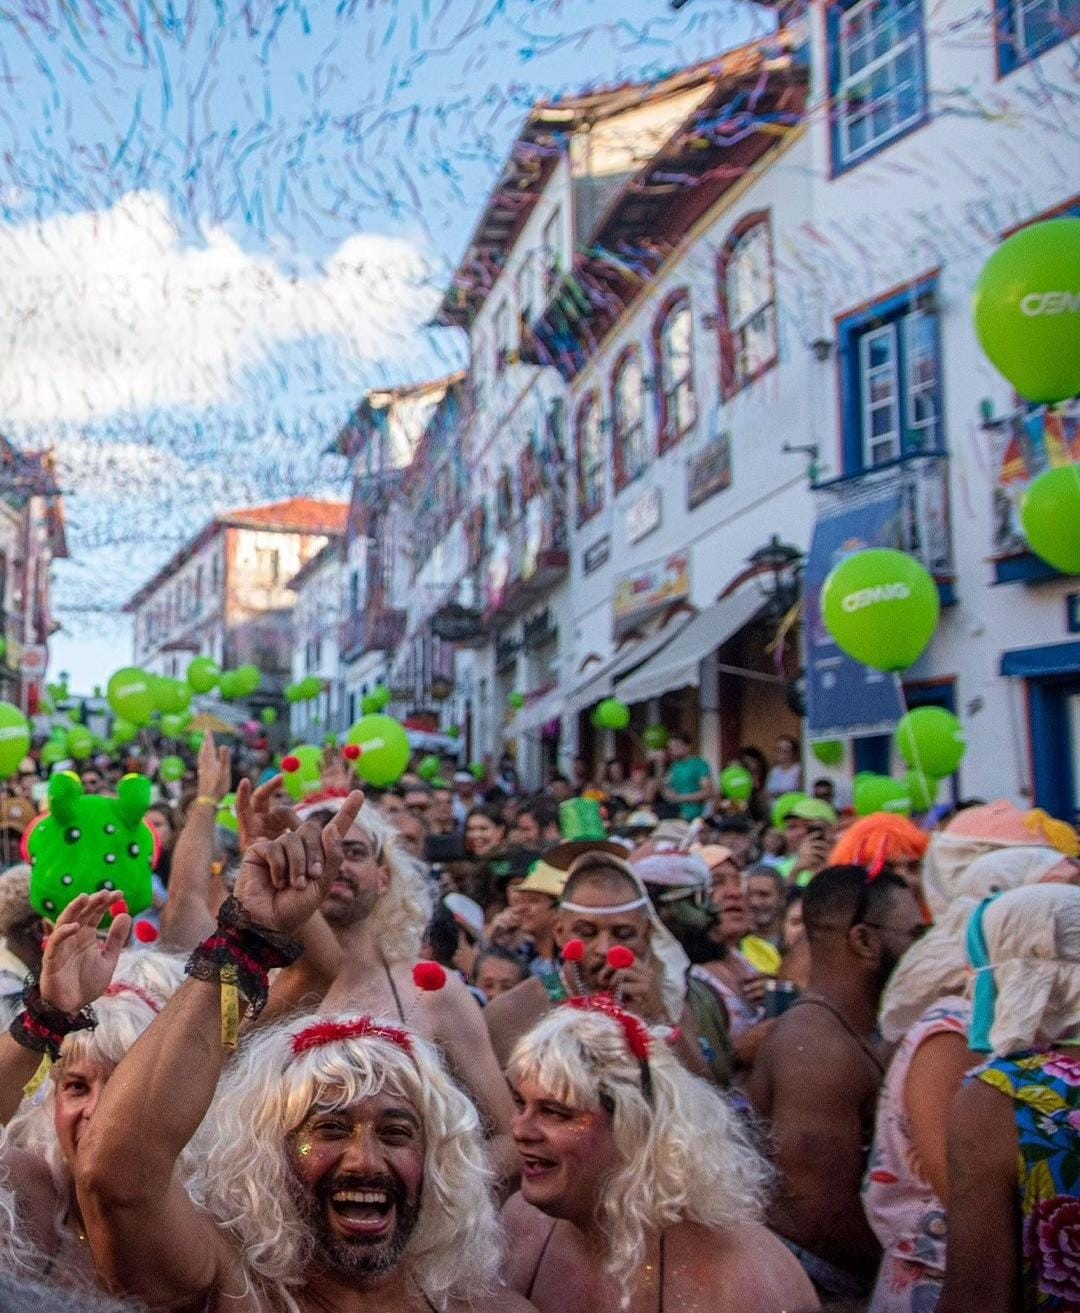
0, 0, 773, 692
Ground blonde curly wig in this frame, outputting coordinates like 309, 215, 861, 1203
343, 804, 431, 963
189, 1012, 503, 1312
508, 1005, 771, 1290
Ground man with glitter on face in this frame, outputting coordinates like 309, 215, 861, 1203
73, 793, 536, 1313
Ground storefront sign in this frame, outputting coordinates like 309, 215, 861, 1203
626, 487, 661, 544
613, 552, 690, 639
583, 536, 611, 575
687, 431, 732, 510
1068, 593, 1080, 634
804, 481, 906, 737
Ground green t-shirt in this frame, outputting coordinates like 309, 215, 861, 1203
666, 755, 712, 820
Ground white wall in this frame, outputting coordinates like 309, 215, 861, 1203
290, 548, 345, 741
799, 4, 1079, 802
131, 533, 224, 675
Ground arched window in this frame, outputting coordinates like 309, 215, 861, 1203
718, 213, 778, 399
611, 347, 649, 491
575, 392, 604, 525
653, 291, 696, 450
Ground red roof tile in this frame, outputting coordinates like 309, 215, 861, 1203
221, 498, 349, 536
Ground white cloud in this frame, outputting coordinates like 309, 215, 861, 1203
0, 191, 440, 424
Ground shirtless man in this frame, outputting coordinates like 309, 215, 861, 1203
485, 853, 714, 1083
502, 1002, 817, 1313
75, 794, 535, 1313
748, 863, 924, 1304
245, 785, 517, 1175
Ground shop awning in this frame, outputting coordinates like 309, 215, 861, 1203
614, 589, 766, 704
516, 687, 563, 732
567, 612, 694, 714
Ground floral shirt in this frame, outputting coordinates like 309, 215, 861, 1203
974, 1049, 1080, 1312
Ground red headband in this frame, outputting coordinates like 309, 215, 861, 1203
564, 993, 652, 1062
291, 1016, 415, 1058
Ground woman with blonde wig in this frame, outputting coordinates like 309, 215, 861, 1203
503, 1001, 817, 1312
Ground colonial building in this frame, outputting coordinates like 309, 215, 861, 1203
124, 498, 347, 698
287, 538, 346, 742
332, 0, 1079, 809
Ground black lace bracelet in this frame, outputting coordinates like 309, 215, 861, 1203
9, 975, 97, 1062
185, 897, 304, 1039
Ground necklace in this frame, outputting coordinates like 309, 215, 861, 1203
792, 993, 885, 1077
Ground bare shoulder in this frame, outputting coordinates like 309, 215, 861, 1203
485, 977, 550, 1067
681, 1220, 819, 1311
468, 1290, 539, 1312
501, 1191, 556, 1292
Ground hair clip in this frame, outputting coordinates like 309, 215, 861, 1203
564, 993, 654, 1103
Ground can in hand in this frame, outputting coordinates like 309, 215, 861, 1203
764, 979, 799, 1019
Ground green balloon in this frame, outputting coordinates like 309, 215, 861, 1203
155, 677, 190, 715
107, 668, 156, 727
218, 670, 243, 701
905, 769, 940, 813
160, 713, 187, 738
0, 639, 6, 660
360, 694, 381, 715
642, 724, 669, 751
187, 657, 220, 694
112, 719, 138, 746
973, 217, 1080, 404
721, 764, 753, 802
418, 754, 441, 781
508, 692, 525, 711
285, 683, 303, 705
188, 732, 205, 751
260, 707, 278, 726
324, 733, 338, 748
159, 755, 186, 783
68, 705, 83, 725
0, 702, 30, 777
67, 727, 94, 761
821, 548, 939, 673
346, 715, 410, 788
811, 739, 844, 767
896, 706, 966, 777
854, 774, 912, 817
1021, 465, 1080, 576
40, 739, 68, 767
371, 685, 391, 711
447, 725, 461, 740
216, 793, 239, 833
299, 676, 324, 702
469, 761, 486, 781
771, 791, 808, 827
592, 698, 631, 731
234, 664, 262, 698
281, 745, 324, 801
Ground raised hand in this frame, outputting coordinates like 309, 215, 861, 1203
235, 773, 298, 852
196, 732, 233, 804
39, 891, 132, 1015
234, 791, 364, 935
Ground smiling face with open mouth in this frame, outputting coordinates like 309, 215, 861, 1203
511, 1077, 615, 1227
288, 1089, 425, 1282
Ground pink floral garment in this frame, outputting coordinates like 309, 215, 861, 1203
863, 996, 970, 1313
975, 1049, 1080, 1312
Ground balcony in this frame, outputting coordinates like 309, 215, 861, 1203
812, 452, 953, 583
340, 606, 407, 661
982, 401, 1080, 584
483, 488, 569, 622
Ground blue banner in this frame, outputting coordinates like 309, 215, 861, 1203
805, 479, 906, 738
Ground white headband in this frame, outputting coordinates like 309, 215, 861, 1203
559, 897, 650, 916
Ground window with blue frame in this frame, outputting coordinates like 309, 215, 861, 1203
838, 280, 943, 473
829, 0, 928, 171
997, 0, 1080, 73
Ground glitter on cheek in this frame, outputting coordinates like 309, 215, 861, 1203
295, 1140, 313, 1157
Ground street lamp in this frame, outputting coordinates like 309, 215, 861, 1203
747, 535, 804, 617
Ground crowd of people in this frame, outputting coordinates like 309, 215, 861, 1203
0, 728, 1077, 1313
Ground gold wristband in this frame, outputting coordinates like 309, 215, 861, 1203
193, 795, 217, 809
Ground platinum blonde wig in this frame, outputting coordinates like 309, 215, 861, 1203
7, 989, 165, 1265
353, 804, 431, 963
189, 1012, 503, 1312
508, 1006, 771, 1287
0, 1129, 41, 1277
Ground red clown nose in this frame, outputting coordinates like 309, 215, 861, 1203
343, 744, 361, 761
